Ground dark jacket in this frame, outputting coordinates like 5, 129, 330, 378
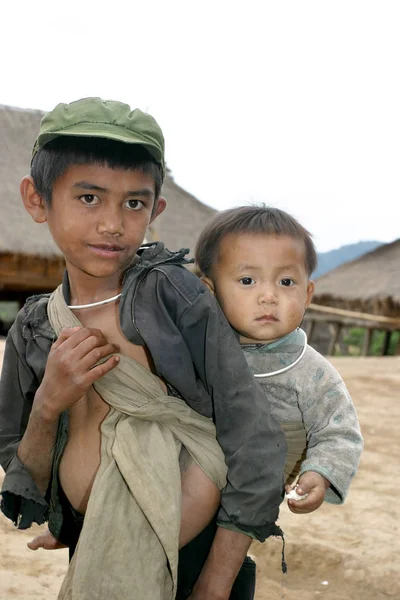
0, 243, 286, 541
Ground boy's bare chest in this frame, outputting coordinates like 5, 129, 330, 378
75, 302, 155, 373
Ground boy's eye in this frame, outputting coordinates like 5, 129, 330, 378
125, 199, 144, 210
80, 194, 100, 205
280, 278, 295, 287
239, 277, 256, 286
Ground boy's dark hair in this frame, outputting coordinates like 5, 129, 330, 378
195, 205, 317, 277
31, 136, 164, 205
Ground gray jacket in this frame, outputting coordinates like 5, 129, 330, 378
243, 328, 363, 503
0, 243, 287, 541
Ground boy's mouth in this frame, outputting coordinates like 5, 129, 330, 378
88, 243, 125, 256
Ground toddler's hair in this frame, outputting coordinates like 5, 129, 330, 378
195, 205, 317, 277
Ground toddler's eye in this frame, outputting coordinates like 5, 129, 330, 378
280, 278, 295, 287
239, 277, 255, 286
125, 199, 144, 210
80, 194, 99, 205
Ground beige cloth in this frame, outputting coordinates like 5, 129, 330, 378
280, 422, 307, 485
48, 285, 227, 600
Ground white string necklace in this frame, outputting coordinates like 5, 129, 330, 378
253, 329, 308, 378
67, 293, 122, 310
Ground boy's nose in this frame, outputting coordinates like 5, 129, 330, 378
97, 207, 124, 236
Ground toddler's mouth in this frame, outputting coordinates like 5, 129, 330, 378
256, 315, 278, 322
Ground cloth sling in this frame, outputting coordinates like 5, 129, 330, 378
47, 285, 227, 600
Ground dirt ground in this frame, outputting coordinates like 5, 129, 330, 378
0, 338, 399, 599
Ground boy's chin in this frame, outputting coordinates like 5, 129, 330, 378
66, 259, 131, 280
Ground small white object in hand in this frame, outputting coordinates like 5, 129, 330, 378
285, 486, 308, 501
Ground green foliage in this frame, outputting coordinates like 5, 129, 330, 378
0, 302, 19, 324
343, 327, 399, 356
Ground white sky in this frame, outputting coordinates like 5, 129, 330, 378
2, 0, 399, 252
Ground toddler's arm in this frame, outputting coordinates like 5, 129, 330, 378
297, 350, 363, 504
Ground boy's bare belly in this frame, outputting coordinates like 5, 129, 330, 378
59, 302, 166, 514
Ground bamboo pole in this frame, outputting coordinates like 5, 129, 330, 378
309, 303, 400, 326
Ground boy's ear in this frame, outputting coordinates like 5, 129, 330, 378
305, 280, 315, 308
200, 276, 215, 295
150, 196, 167, 222
20, 176, 48, 223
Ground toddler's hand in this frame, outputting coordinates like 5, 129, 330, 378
286, 471, 330, 514
27, 529, 67, 551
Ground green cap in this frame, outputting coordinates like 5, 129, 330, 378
32, 97, 165, 176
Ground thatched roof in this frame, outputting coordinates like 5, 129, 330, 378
0, 104, 216, 259
0, 105, 61, 257
313, 239, 400, 318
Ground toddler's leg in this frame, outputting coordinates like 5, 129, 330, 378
179, 457, 221, 549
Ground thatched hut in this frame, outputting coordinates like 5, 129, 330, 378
0, 106, 64, 303
304, 240, 400, 355
0, 104, 216, 307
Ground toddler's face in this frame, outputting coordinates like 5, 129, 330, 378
207, 233, 314, 344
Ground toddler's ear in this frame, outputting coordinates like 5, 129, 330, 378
200, 276, 216, 296
20, 176, 47, 223
305, 280, 315, 308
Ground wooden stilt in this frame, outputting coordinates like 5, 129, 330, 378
303, 319, 315, 343
327, 323, 342, 356
382, 331, 391, 356
362, 328, 372, 356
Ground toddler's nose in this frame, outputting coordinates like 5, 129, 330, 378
258, 286, 278, 305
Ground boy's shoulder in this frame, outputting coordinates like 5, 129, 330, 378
6, 292, 53, 354
124, 242, 207, 304
14, 293, 51, 330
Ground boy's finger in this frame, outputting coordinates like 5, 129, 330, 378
86, 355, 120, 384
52, 327, 109, 353
78, 344, 120, 373
72, 337, 120, 363
52, 327, 81, 348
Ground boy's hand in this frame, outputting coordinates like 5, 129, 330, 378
27, 529, 67, 551
36, 326, 120, 420
286, 471, 330, 514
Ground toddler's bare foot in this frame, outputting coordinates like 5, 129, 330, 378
27, 529, 67, 551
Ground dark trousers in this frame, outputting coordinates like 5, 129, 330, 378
177, 518, 256, 600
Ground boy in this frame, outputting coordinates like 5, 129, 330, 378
196, 205, 363, 513
0, 99, 286, 600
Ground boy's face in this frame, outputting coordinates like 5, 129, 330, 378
205, 232, 314, 344
23, 163, 165, 284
